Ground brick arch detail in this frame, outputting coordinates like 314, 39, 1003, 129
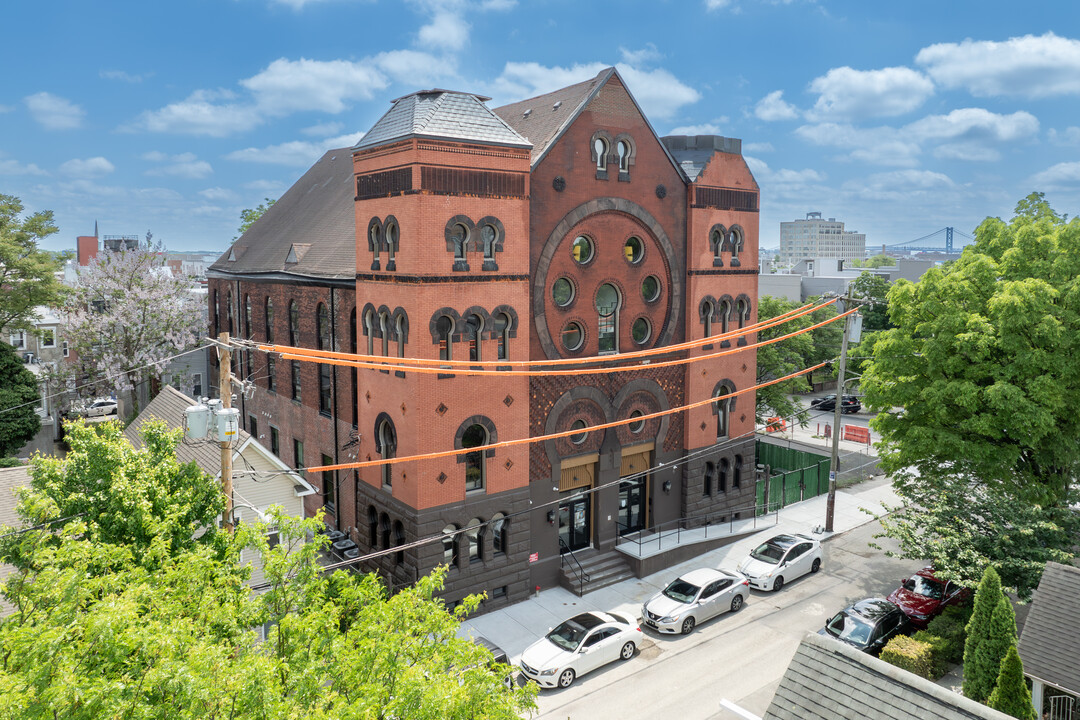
612, 378, 672, 450
366, 216, 383, 251
710, 378, 738, 414
489, 304, 519, 340
699, 295, 718, 322
428, 307, 462, 343
611, 132, 638, 170
542, 386, 611, 472
373, 411, 396, 454
360, 302, 378, 339
453, 415, 499, 462
444, 214, 474, 253
390, 307, 409, 343
460, 306, 494, 337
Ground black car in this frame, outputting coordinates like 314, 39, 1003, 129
810, 394, 861, 414
819, 598, 911, 654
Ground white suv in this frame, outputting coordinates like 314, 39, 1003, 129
736, 533, 822, 591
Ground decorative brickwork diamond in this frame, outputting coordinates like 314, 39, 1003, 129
504, 394, 514, 407
700, 421, 707, 431
437, 472, 447, 483
400, 403, 407, 415
436, 403, 447, 415
504, 458, 514, 470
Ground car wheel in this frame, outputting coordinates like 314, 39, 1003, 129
772, 576, 784, 592
681, 616, 696, 635
730, 595, 744, 613
558, 668, 576, 689
620, 641, 636, 660
811, 558, 821, 573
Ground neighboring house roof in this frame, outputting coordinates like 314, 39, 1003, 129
355, 89, 530, 151
207, 148, 356, 282
1018, 561, 1080, 694
765, 632, 1013, 720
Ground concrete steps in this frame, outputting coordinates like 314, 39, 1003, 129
559, 548, 636, 596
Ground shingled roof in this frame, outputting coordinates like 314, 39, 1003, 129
1018, 562, 1080, 694
661, 135, 746, 182
765, 632, 1013, 720
355, 90, 530, 150
208, 148, 356, 282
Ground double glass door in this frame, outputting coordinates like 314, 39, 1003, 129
558, 493, 590, 553
618, 478, 646, 535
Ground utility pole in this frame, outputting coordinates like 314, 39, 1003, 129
218, 332, 234, 533
825, 306, 853, 533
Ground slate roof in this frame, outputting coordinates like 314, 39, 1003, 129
661, 135, 745, 182
765, 632, 1013, 720
208, 148, 356, 282
1018, 561, 1080, 693
355, 90, 530, 150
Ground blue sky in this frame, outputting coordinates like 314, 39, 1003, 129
2, 0, 1078, 253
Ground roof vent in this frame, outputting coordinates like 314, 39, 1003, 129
522, 108, 532, 118
552, 101, 562, 110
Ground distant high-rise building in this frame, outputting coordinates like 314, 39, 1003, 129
779, 212, 865, 264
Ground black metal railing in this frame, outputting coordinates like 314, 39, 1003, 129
614, 500, 781, 557
559, 537, 591, 595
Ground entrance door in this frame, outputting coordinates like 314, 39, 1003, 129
618, 478, 646, 535
558, 494, 590, 552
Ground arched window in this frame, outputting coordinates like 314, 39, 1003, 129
617, 140, 630, 171
378, 419, 396, 488
370, 222, 381, 266
465, 314, 482, 362
491, 512, 507, 556
379, 312, 390, 357
368, 506, 378, 548
288, 300, 300, 345
711, 228, 724, 266
737, 298, 749, 331
265, 297, 276, 391
350, 308, 358, 427
364, 309, 375, 355
380, 513, 391, 551
480, 223, 497, 261
442, 524, 459, 567
495, 312, 511, 361
264, 298, 274, 342
465, 518, 483, 564
719, 299, 732, 335
394, 520, 405, 564
385, 220, 398, 268
317, 304, 332, 414
733, 455, 742, 488
716, 385, 732, 439
453, 223, 469, 261
729, 228, 743, 266
702, 299, 714, 338
396, 315, 406, 359
225, 292, 234, 335
463, 423, 487, 492
594, 137, 608, 171
213, 290, 220, 336
704, 461, 715, 497
436, 315, 453, 361
244, 295, 252, 338
595, 283, 620, 355
719, 458, 729, 493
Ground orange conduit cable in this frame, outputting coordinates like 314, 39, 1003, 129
272, 307, 858, 378
256, 297, 840, 372
304, 360, 827, 474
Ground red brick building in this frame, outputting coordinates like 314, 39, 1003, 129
208, 68, 759, 608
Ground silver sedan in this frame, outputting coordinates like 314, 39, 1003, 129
641, 568, 749, 635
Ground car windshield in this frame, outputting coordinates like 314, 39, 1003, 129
546, 619, 588, 652
662, 579, 700, 604
750, 541, 785, 564
903, 575, 944, 599
826, 611, 873, 646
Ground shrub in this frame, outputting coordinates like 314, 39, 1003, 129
987, 646, 1037, 720
881, 635, 935, 679
926, 604, 972, 664
912, 630, 953, 679
964, 566, 1005, 701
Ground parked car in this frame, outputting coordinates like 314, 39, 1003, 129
887, 566, 971, 628
820, 598, 912, 654
737, 533, 822, 591
471, 636, 514, 687
77, 398, 118, 417
641, 568, 749, 635
810, 394, 861, 414
519, 611, 642, 689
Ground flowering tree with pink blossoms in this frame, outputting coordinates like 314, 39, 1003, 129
60, 241, 203, 416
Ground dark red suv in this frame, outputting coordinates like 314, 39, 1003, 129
887, 566, 971, 628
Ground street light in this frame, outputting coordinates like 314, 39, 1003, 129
825, 302, 863, 533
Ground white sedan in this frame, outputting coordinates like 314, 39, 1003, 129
81, 398, 119, 417
642, 568, 749, 634
736, 533, 823, 591
519, 610, 642, 689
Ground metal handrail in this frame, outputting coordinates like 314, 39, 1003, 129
615, 500, 782, 555
559, 537, 591, 595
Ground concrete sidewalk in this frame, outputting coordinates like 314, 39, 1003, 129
459, 474, 900, 662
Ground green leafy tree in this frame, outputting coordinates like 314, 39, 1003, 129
963, 566, 1004, 701
0, 194, 66, 335
865, 196, 1080, 597
755, 295, 842, 425
0, 343, 41, 458
987, 646, 1037, 720
849, 271, 892, 331
234, 197, 276, 239
968, 597, 1019, 704
863, 253, 896, 268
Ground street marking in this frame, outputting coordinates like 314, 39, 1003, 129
720, 698, 764, 719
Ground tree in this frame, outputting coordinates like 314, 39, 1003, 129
59, 241, 202, 415
755, 295, 842, 425
0, 194, 66, 334
0, 343, 41, 458
987, 646, 1037, 720
849, 271, 892, 331
963, 566, 1004, 701
864, 195, 1080, 598
234, 197, 276, 239
863, 253, 896, 268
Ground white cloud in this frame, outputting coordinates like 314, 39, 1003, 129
301, 120, 346, 137
754, 90, 799, 121
916, 32, 1080, 98
796, 123, 921, 166
667, 123, 725, 136
100, 69, 149, 83
374, 49, 455, 85
244, 179, 287, 193
905, 108, 1039, 142
614, 65, 700, 120
59, 157, 115, 178
130, 89, 261, 137
1029, 161, 1080, 189
0, 104, 13, 113
417, 11, 470, 51
1048, 126, 1080, 146
743, 141, 774, 153
0, 158, 48, 175
226, 132, 363, 167
620, 43, 663, 66
704, 0, 735, 9
25, 92, 85, 130
143, 151, 214, 179
241, 57, 388, 114
806, 66, 933, 120
198, 187, 238, 201
863, 169, 954, 189
933, 143, 1001, 162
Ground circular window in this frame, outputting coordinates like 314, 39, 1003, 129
628, 410, 645, 434
561, 321, 584, 351
595, 283, 619, 316
624, 236, 643, 264
552, 277, 574, 307
571, 235, 594, 264
642, 275, 661, 303
631, 317, 651, 345
569, 419, 588, 445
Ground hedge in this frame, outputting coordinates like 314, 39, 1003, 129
881, 635, 935, 679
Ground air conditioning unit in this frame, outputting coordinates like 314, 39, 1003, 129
23, 352, 34, 364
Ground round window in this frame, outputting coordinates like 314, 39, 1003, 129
642, 275, 661, 302
595, 283, 619, 316
631, 317, 651, 345
552, 277, 574, 307
562, 321, 584, 351
624, 236, 643, 264
628, 410, 645, 434
569, 419, 588, 445
571, 235, 594, 264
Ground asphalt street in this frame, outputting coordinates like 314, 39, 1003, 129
530, 518, 913, 720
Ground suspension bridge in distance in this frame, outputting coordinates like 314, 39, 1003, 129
884, 226, 975, 255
